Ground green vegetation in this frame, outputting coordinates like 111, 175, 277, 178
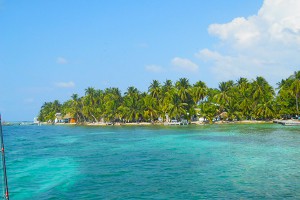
38, 71, 300, 123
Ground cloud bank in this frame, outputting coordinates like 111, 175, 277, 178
198, 0, 300, 83
171, 57, 199, 72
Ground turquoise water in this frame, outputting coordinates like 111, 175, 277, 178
1, 124, 300, 199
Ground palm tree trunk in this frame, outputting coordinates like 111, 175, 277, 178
91, 114, 98, 122
76, 113, 79, 123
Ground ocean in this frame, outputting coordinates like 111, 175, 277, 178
1, 124, 300, 199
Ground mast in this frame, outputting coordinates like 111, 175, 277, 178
0, 114, 9, 200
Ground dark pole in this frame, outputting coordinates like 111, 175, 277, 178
0, 114, 9, 200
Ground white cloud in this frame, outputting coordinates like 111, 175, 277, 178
55, 81, 75, 88
56, 57, 68, 64
199, 0, 300, 83
197, 49, 276, 80
145, 65, 165, 73
171, 57, 199, 72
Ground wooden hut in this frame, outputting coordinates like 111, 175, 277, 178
63, 113, 76, 124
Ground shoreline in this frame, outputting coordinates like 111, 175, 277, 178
5, 119, 298, 126
7, 119, 297, 127
34, 119, 288, 126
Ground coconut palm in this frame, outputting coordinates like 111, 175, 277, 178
213, 81, 234, 115
199, 102, 218, 124
38, 100, 62, 122
290, 71, 300, 115
143, 95, 159, 122
251, 77, 275, 118
255, 100, 276, 120
103, 87, 122, 122
190, 81, 208, 105
121, 87, 143, 122
226, 98, 243, 121
252, 77, 275, 103
148, 80, 161, 100
70, 93, 84, 123
167, 93, 188, 120
162, 80, 173, 93
236, 78, 253, 119
175, 78, 191, 103
275, 71, 300, 117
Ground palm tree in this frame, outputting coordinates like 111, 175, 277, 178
163, 79, 173, 89
255, 100, 276, 120
167, 93, 188, 120
275, 71, 300, 117
121, 86, 143, 122
198, 102, 218, 123
85, 87, 96, 104
252, 77, 275, 102
290, 71, 300, 115
175, 78, 191, 103
251, 77, 275, 118
38, 102, 52, 121
226, 99, 242, 121
213, 81, 234, 114
37, 100, 62, 122
236, 78, 252, 119
161, 80, 175, 121
148, 80, 161, 100
83, 87, 98, 122
103, 87, 122, 122
190, 81, 208, 105
143, 95, 159, 122
125, 86, 139, 97
70, 93, 83, 123
52, 100, 61, 113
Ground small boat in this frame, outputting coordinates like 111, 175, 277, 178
1, 122, 12, 126
19, 122, 34, 126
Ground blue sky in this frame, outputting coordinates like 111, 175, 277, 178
1, 0, 299, 121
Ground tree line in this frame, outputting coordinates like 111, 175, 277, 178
38, 71, 300, 123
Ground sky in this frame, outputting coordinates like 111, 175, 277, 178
1, 0, 299, 121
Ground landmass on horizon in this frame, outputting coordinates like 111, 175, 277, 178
37, 71, 300, 125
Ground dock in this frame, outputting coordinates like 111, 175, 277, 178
164, 119, 189, 126
273, 120, 300, 126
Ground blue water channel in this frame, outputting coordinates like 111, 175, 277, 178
1, 124, 300, 199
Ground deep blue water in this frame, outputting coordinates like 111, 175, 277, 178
1, 124, 300, 199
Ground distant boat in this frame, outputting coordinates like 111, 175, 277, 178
1, 122, 12, 126
33, 117, 40, 125
19, 122, 34, 126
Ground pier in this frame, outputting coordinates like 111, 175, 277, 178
273, 120, 300, 126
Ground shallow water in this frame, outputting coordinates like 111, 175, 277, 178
1, 124, 300, 199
